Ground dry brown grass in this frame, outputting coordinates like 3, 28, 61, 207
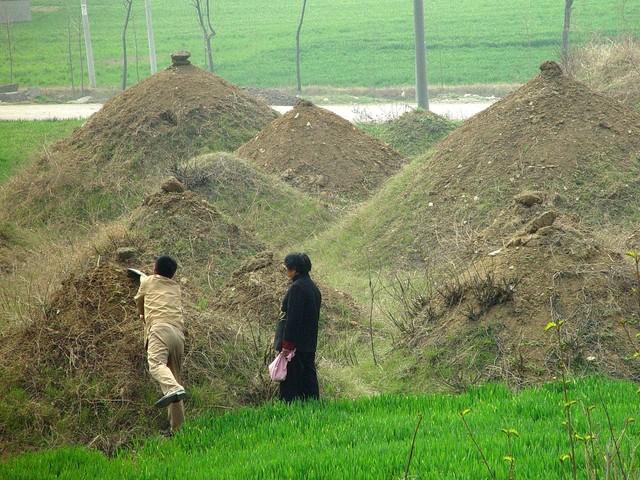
567, 35, 640, 110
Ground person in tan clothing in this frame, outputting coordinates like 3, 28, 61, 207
135, 255, 186, 434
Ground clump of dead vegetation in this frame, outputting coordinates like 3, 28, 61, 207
385, 216, 640, 392
567, 35, 640, 110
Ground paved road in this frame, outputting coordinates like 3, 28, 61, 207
0, 101, 495, 122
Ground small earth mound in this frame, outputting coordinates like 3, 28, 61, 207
131, 189, 263, 288
360, 109, 456, 157
0, 188, 264, 453
171, 152, 336, 247
236, 100, 406, 201
410, 219, 640, 388
1, 59, 279, 231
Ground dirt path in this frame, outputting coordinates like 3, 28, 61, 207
0, 102, 495, 122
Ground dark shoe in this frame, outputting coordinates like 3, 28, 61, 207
154, 388, 186, 408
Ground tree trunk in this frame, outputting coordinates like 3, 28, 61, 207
5, 18, 13, 83
205, 0, 215, 71
561, 0, 574, 64
295, 0, 308, 94
67, 17, 75, 93
204, 34, 214, 72
121, 0, 133, 91
194, 0, 215, 72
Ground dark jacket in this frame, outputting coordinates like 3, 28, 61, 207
281, 273, 321, 352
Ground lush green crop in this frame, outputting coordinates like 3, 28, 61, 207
0, 120, 82, 182
1, 0, 638, 89
2, 378, 639, 479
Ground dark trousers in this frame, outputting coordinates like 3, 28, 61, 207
279, 351, 319, 402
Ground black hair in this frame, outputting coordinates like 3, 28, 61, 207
284, 252, 312, 275
155, 255, 178, 278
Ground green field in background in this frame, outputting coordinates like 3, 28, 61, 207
1, 0, 638, 89
0, 120, 82, 182
1, 378, 638, 479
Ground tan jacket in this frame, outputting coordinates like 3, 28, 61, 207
135, 274, 184, 340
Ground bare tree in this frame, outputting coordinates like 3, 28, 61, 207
192, 0, 215, 72
561, 0, 575, 64
121, 0, 134, 90
5, 16, 14, 83
295, 0, 308, 94
67, 16, 76, 93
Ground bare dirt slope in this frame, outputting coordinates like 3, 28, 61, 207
236, 100, 405, 202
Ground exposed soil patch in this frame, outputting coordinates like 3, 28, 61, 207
236, 100, 405, 202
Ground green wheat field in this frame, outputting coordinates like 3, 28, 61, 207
1, 0, 638, 88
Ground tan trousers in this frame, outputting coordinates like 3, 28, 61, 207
147, 323, 185, 432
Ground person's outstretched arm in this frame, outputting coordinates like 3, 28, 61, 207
134, 280, 147, 319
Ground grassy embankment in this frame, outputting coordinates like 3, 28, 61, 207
1, 377, 639, 479
1, 0, 638, 90
0, 120, 82, 182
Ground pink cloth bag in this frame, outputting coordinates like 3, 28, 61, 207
268, 350, 296, 382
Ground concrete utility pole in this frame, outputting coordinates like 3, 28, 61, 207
144, 0, 158, 74
413, 0, 429, 109
80, 0, 97, 88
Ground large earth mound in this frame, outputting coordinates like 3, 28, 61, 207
0, 186, 264, 454
236, 100, 406, 201
317, 61, 640, 271
405, 213, 640, 388
0, 54, 278, 231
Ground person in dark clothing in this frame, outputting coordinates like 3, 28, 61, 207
279, 253, 322, 402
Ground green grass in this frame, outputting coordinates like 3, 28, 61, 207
2, 0, 639, 89
358, 110, 458, 157
179, 153, 336, 250
0, 120, 82, 182
2, 378, 639, 479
